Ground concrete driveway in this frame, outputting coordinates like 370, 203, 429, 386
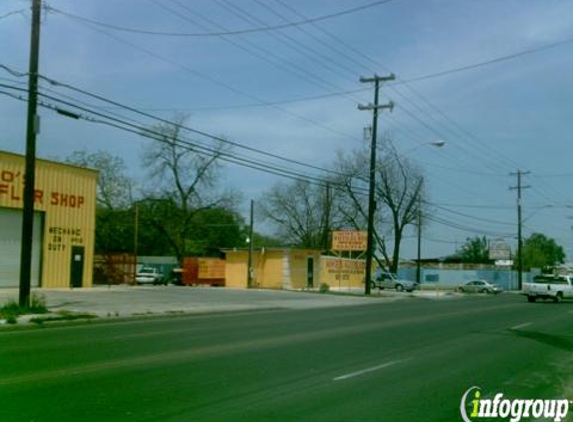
0, 285, 379, 318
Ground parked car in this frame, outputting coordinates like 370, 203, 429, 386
135, 266, 165, 285
523, 274, 573, 303
371, 269, 419, 292
168, 267, 184, 285
458, 280, 501, 294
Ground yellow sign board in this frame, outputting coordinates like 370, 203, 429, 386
321, 256, 366, 287
331, 230, 367, 251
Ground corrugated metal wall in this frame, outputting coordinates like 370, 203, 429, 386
0, 151, 97, 288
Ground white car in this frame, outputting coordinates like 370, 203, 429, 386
458, 280, 502, 294
135, 267, 165, 285
371, 269, 419, 292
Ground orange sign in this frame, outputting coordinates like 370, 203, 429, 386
332, 231, 367, 251
198, 259, 225, 279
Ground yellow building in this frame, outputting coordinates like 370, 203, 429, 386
224, 248, 322, 289
0, 150, 97, 288
224, 248, 366, 290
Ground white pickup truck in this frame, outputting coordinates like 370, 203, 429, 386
523, 275, 573, 303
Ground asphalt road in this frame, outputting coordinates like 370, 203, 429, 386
2, 293, 573, 422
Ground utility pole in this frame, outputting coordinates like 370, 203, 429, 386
133, 202, 139, 258
416, 194, 422, 285
247, 199, 254, 288
358, 74, 395, 295
19, 0, 42, 307
510, 170, 530, 290
322, 182, 331, 251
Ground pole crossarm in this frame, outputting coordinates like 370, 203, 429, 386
357, 101, 395, 112
359, 74, 396, 84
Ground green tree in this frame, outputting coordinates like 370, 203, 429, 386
65, 150, 135, 255
458, 236, 492, 264
136, 201, 245, 257
522, 233, 565, 270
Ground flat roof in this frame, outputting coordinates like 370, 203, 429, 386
0, 149, 99, 175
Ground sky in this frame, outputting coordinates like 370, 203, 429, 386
1, 0, 573, 261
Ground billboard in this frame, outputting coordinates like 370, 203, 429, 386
489, 239, 512, 260
331, 230, 367, 251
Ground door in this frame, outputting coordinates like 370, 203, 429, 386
70, 246, 85, 288
306, 257, 314, 288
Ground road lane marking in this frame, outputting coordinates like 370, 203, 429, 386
333, 359, 410, 381
509, 322, 532, 330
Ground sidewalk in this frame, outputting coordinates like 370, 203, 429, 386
0, 285, 459, 325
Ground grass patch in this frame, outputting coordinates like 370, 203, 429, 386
0, 293, 48, 323
30, 310, 97, 325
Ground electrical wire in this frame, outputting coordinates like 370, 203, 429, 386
1, 84, 522, 243
0, 63, 352, 180
0, 81, 365, 192
270, 0, 573, 206
56, 16, 364, 144
44, 0, 400, 37
0, 9, 26, 20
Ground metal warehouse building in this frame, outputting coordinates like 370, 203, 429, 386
0, 150, 97, 288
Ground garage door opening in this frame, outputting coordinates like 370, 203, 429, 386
0, 207, 44, 288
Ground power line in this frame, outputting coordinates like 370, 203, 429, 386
429, 203, 515, 227
269, 0, 573, 203
425, 215, 514, 238
45, 0, 400, 37
268, 0, 527, 179
1, 83, 529, 246
36, 74, 350, 177
152, 0, 367, 105
52, 16, 364, 143
0, 81, 366, 192
404, 36, 573, 84
0, 8, 26, 20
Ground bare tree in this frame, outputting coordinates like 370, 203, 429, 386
335, 138, 424, 273
259, 179, 338, 249
141, 113, 239, 261
377, 141, 424, 272
333, 148, 391, 269
65, 149, 133, 210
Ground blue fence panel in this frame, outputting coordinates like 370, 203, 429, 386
396, 267, 532, 291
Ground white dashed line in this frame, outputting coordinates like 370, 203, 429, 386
510, 322, 532, 330
333, 359, 409, 381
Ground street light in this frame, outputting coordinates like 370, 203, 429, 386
430, 140, 446, 148
416, 141, 446, 285
399, 140, 445, 157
